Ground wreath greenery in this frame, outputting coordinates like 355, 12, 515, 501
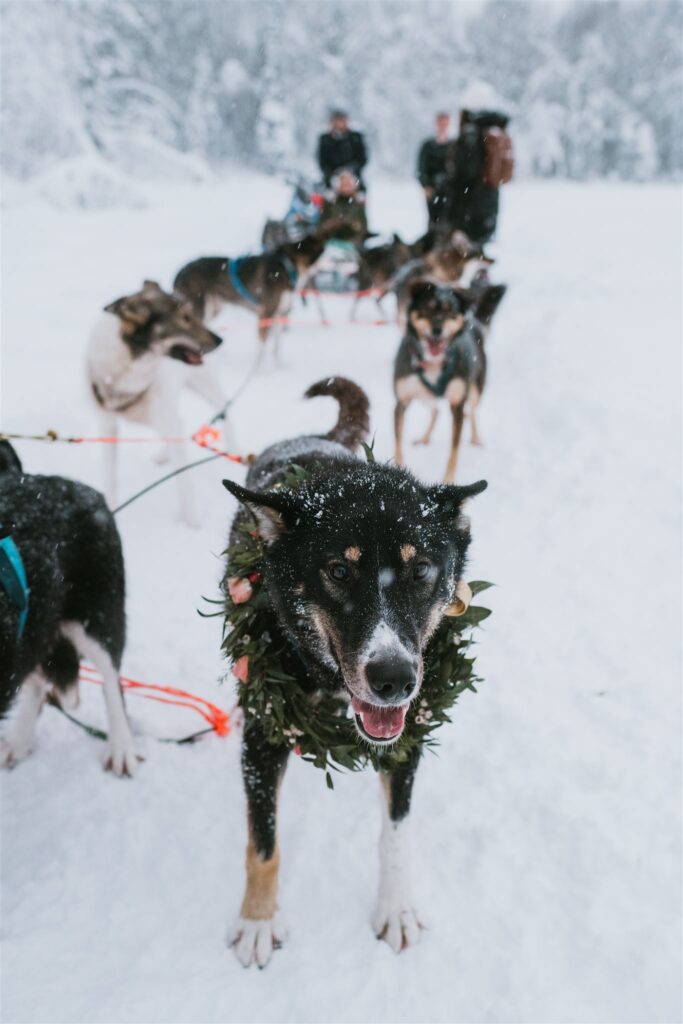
220, 466, 492, 787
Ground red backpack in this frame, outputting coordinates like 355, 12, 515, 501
482, 126, 514, 187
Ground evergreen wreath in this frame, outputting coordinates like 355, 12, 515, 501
221, 465, 492, 787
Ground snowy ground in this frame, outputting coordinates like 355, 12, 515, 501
1, 173, 681, 1024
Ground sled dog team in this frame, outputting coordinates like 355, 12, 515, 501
1, 215, 506, 967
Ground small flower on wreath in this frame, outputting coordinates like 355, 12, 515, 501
227, 576, 253, 605
232, 655, 249, 683
283, 724, 304, 741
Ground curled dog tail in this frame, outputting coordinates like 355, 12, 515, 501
304, 377, 370, 452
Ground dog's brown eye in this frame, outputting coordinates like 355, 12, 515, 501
414, 561, 430, 580
328, 562, 348, 582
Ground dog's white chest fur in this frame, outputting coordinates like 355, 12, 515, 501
87, 313, 160, 410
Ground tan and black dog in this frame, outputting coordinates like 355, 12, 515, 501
173, 234, 326, 349
351, 232, 426, 321
394, 281, 506, 482
222, 377, 486, 967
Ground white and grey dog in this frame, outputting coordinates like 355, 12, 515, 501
86, 280, 227, 526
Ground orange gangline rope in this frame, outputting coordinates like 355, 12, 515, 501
0, 425, 244, 461
79, 663, 231, 736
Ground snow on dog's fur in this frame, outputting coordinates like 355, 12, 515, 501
0, 441, 137, 776
223, 377, 486, 966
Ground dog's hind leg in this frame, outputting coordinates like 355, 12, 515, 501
231, 725, 289, 968
61, 622, 138, 777
374, 749, 426, 952
414, 404, 439, 446
0, 671, 47, 768
308, 279, 329, 326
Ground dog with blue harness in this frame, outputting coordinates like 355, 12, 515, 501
0, 440, 138, 775
173, 233, 326, 352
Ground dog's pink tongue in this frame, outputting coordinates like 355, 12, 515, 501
352, 698, 407, 739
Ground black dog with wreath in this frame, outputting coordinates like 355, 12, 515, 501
221, 377, 490, 967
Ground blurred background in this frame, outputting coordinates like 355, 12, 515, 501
2, 0, 682, 208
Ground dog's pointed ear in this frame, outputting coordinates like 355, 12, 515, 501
392, 232, 403, 244
104, 291, 153, 326
428, 479, 488, 525
222, 480, 300, 544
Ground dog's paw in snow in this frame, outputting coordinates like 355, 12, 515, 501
0, 735, 33, 769
103, 733, 141, 777
230, 915, 287, 968
373, 902, 426, 952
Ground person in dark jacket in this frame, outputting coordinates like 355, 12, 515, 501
447, 109, 507, 245
317, 110, 368, 191
416, 111, 451, 228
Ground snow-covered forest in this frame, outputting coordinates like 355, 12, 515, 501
2, 0, 682, 204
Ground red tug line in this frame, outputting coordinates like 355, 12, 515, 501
78, 663, 231, 737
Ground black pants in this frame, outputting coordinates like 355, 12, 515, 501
427, 192, 450, 229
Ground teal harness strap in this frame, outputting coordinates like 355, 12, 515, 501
0, 535, 29, 638
228, 257, 260, 307
279, 253, 298, 288
416, 346, 461, 399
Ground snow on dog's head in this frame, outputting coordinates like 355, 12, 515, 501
223, 462, 486, 746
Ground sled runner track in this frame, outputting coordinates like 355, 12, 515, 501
304, 376, 370, 450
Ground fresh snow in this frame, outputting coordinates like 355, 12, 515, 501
1, 173, 681, 1023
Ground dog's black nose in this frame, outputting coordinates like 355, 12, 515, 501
366, 655, 416, 704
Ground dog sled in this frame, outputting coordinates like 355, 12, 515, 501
261, 176, 324, 252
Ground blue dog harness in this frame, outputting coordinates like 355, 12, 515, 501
0, 535, 29, 638
228, 254, 298, 308
278, 254, 299, 288
228, 257, 260, 307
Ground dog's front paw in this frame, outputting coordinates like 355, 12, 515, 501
0, 735, 33, 769
230, 914, 287, 968
373, 901, 426, 953
104, 733, 141, 777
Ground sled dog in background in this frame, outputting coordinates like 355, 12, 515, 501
393, 280, 507, 482
0, 441, 138, 776
86, 279, 224, 527
222, 377, 486, 967
173, 234, 326, 356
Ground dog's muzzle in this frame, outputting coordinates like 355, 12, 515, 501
351, 651, 418, 744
